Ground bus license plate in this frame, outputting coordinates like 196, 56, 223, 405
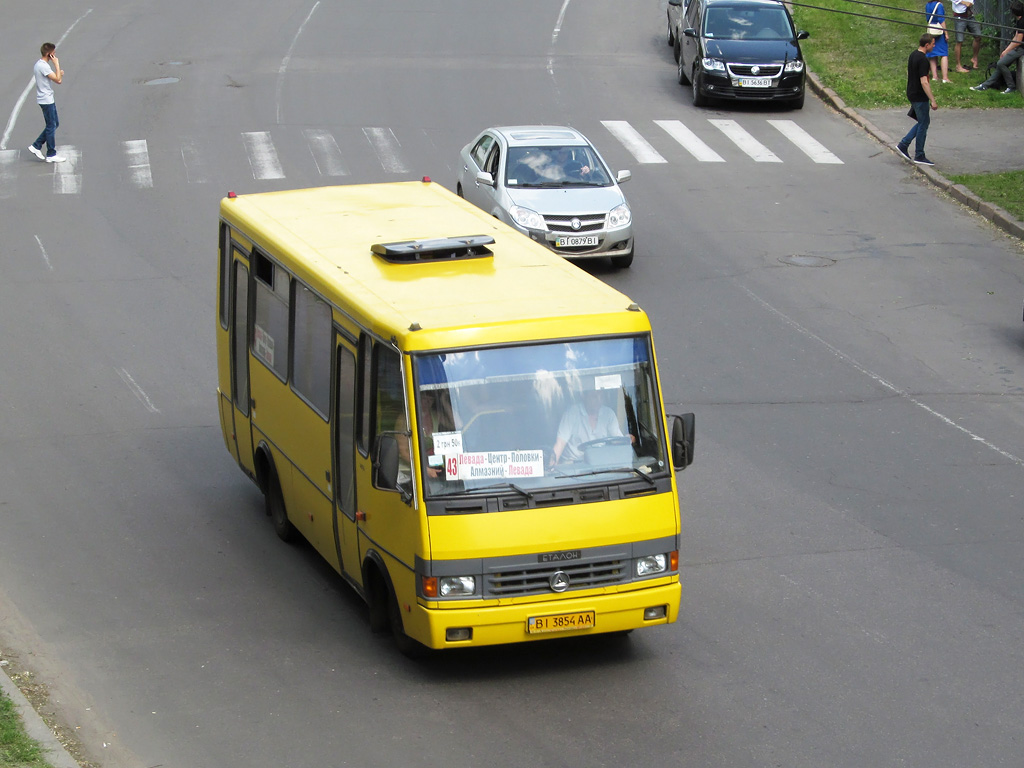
555, 235, 599, 248
738, 77, 772, 87
527, 610, 596, 634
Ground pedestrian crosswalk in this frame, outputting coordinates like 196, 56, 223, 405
1, 117, 844, 196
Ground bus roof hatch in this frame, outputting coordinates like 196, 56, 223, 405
371, 235, 495, 263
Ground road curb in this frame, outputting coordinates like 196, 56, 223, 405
0, 664, 81, 768
805, 70, 1024, 241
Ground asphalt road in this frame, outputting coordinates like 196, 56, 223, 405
1, 2, 1023, 767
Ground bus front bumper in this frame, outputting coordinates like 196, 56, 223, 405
412, 581, 681, 648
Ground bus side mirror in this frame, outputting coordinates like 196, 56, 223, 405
374, 435, 401, 489
669, 413, 695, 470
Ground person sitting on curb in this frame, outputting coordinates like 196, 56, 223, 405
970, 1, 1023, 94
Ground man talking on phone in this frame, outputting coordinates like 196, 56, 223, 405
29, 42, 65, 164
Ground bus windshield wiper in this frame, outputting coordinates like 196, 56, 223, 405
463, 482, 535, 500
559, 467, 657, 486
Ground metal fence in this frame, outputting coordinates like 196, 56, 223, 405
973, 0, 1018, 43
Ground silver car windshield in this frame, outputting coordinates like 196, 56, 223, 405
411, 337, 668, 498
505, 145, 613, 188
704, 6, 794, 39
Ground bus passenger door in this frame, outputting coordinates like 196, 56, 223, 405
333, 337, 361, 587
231, 260, 256, 476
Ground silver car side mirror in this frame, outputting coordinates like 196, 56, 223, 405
616, 170, 631, 184
475, 171, 495, 187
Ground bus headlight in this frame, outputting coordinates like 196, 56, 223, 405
509, 205, 545, 230
439, 576, 476, 597
636, 554, 667, 577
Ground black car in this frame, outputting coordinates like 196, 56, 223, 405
674, 0, 809, 109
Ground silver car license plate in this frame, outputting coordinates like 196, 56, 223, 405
738, 77, 772, 87
555, 235, 599, 247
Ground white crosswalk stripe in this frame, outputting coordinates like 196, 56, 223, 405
242, 131, 284, 180
601, 121, 667, 164
768, 119, 844, 164
708, 119, 781, 162
363, 127, 409, 174
53, 145, 82, 194
180, 138, 210, 184
654, 119, 724, 162
123, 139, 153, 188
304, 128, 349, 177
0, 149, 18, 198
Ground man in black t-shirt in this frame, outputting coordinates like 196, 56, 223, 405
896, 35, 939, 166
970, 1, 1024, 94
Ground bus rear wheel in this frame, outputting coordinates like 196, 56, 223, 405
265, 470, 297, 543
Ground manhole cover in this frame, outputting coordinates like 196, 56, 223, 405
145, 77, 180, 85
779, 254, 835, 267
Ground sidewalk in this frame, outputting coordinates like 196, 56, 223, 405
806, 71, 1024, 240
0, 661, 80, 768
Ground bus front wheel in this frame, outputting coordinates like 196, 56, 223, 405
389, 590, 427, 658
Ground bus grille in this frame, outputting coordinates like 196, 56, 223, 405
486, 558, 627, 597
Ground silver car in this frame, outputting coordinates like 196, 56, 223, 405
456, 126, 634, 268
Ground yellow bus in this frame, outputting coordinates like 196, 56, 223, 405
216, 180, 695, 653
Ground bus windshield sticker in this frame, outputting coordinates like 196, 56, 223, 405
432, 431, 463, 455
445, 450, 545, 481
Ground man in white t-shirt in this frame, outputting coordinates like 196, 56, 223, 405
550, 387, 623, 465
951, 0, 982, 73
28, 42, 65, 164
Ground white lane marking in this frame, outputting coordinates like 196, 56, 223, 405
34, 235, 53, 271
0, 8, 93, 150
117, 368, 160, 414
654, 119, 725, 162
242, 131, 285, 180
709, 119, 781, 162
768, 120, 843, 164
53, 145, 82, 194
276, 1, 321, 124
552, 0, 572, 44
180, 138, 209, 184
363, 127, 408, 173
600, 121, 667, 164
743, 286, 1024, 467
123, 139, 153, 188
0, 149, 18, 198
304, 128, 349, 176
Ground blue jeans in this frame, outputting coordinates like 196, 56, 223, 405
32, 102, 59, 157
900, 101, 931, 160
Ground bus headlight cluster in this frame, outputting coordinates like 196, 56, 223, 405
439, 575, 476, 597
606, 203, 631, 229
509, 205, 545, 231
635, 554, 667, 577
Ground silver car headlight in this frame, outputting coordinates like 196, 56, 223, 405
439, 576, 476, 597
606, 202, 631, 229
784, 60, 804, 72
636, 554, 667, 577
701, 58, 726, 73
509, 205, 545, 230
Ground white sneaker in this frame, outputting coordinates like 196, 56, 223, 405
28, 145, 45, 161
1000, 87, 1015, 94
45, 154, 66, 163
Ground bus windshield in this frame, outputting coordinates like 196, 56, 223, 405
411, 336, 668, 497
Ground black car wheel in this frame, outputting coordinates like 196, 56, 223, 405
692, 70, 708, 106
668, 16, 675, 46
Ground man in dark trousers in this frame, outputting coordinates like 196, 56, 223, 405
896, 34, 938, 166
969, 1, 1024, 94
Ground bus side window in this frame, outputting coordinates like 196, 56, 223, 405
291, 282, 331, 417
